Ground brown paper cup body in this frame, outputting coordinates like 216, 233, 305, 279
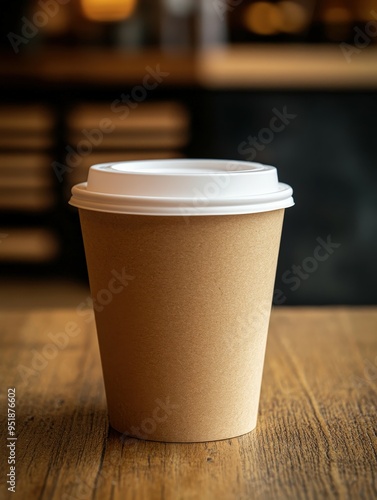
79, 208, 284, 442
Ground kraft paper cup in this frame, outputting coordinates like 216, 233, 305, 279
70, 159, 294, 442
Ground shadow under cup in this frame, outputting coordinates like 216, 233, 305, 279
70, 159, 294, 442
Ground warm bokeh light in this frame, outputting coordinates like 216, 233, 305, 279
244, 1, 310, 36
278, 1, 309, 34
35, 6, 70, 35
244, 2, 282, 36
322, 6, 352, 24
356, 0, 376, 21
80, 0, 137, 22
321, 4, 352, 41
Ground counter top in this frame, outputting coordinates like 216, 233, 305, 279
197, 45, 377, 89
1, 306, 377, 499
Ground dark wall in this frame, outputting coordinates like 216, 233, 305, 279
192, 90, 377, 305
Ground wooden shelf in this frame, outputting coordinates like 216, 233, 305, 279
0, 48, 196, 86
1, 45, 377, 89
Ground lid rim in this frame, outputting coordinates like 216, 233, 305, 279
71, 182, 293, 201
70, 160, 294, 216
69, 199, 294, 216
70, 183, 294, 215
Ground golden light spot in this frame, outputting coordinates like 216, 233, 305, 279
81, 0, 137, 22
278, 1, 309, 34
244, 2, 282, 36
356, 0, 376, 22
322, 6, 352, 24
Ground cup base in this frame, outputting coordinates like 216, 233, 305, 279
110, 420, 258, 443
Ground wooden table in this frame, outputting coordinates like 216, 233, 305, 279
1, 307, 376, 499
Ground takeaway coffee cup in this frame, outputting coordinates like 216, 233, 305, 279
69, 159, 294, 442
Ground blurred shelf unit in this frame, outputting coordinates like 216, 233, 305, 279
65, 101, 190, 190
0, 104, 59, 265
0, 154, 55, 211
0, 228, 59, 263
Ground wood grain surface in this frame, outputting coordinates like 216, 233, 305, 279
0, 307, 376, 499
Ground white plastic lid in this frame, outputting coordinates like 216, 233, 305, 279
69, 159, 294, 216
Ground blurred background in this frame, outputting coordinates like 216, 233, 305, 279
0, 0, 376, 306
